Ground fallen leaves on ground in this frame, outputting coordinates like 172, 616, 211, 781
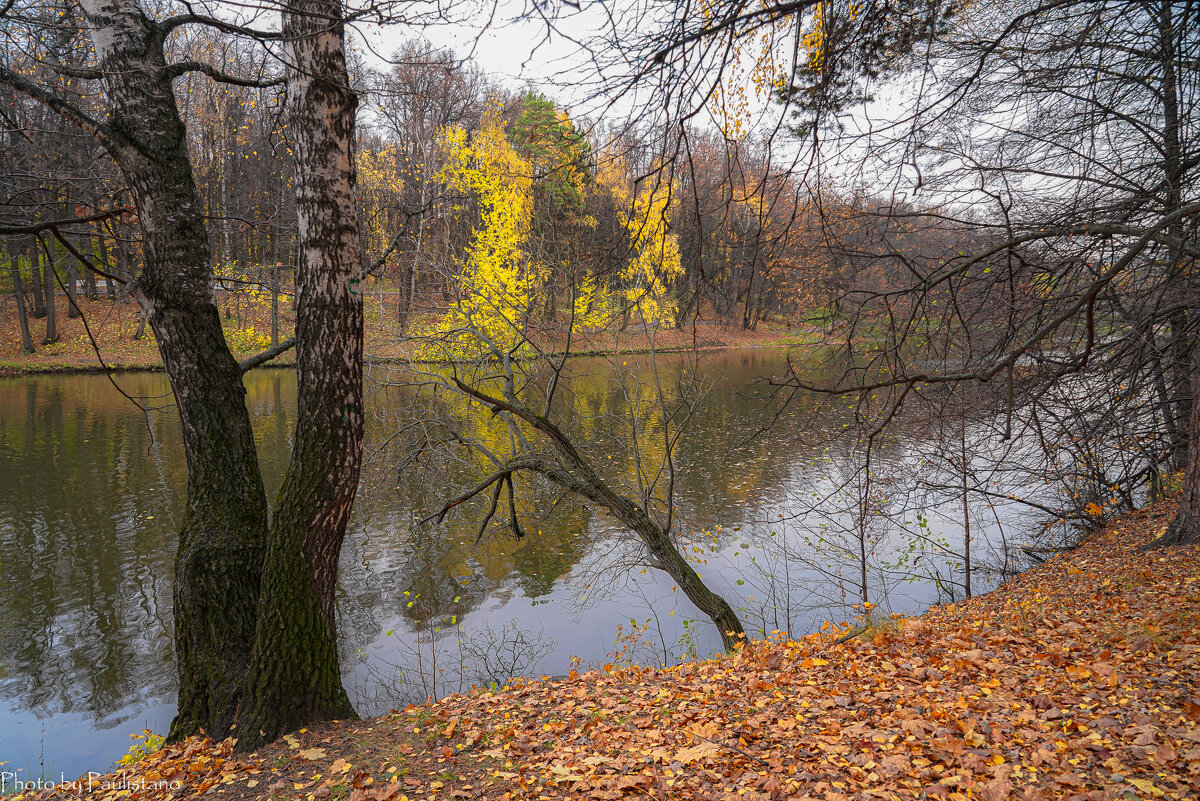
0, 295, 811, 375
21, 501, 1199, 800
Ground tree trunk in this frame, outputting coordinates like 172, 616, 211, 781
476, 398, 745, 651
674, 273, 695, 330
271, 260, 280, 347
960, 414, 972, 598
399, 177, 421, 331
75, 0, 269, 742
66, 261, 81, 318
42, 245, 57, 344
86, 235, 100, 299
1157, 0, 1191, 477
742, 267, 756, 330
397, 260, 413, 333
1154, 336, 1200, 547
541, 456, 745, 650
102, 227, 118, 299
109, 221, 134, 290
1151, 1, 1198, 547
239, 0, 363, 749
28, 239, 46, 318
10, 257, 35, 353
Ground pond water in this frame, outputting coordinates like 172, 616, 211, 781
0, 348, 1045, 781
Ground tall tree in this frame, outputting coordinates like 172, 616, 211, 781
8, 242, 35, 353
37, 0, 270, 740
0, 0, 370, 746
370, 41, 485, 330
238, 0, 364, 748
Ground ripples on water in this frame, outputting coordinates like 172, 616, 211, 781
0, 350, 1046, 780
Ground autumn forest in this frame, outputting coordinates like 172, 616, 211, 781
1, 0, 1198, 798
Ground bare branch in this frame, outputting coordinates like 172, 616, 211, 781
0, 64, 120, 152
0, 208, 133, 236
165, 61, 285, 88
239, 337, 297, 372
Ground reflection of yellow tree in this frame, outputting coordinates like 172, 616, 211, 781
423, 109, 543, 357
411, 337, 745, 650
562, 359, 683, 512
431, 357, 684, 517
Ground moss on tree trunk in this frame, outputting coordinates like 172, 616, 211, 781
237, 0, 364, 750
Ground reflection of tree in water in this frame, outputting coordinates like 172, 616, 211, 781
0, 351, 1049, 739
341, 518, 567, 705
0, 377, 181, 723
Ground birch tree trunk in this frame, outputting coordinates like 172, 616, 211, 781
75, 0, 269, 742
239, 0, 364, 748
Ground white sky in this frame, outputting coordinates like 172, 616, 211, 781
354, 3, 604, 107
348, 2, 932, 204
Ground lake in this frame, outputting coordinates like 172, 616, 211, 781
0, 348, 1042, 781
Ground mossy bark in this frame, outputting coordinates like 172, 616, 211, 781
237, 0, 363, 750
76, 0, 268, 741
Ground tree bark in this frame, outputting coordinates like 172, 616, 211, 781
85, 234, 100, 299
28, 239, 46, 318
238, 0, 363, 749
1150, 1, 1198, 547
109, 220, 134, 289
539, 453, 745, 650
75, 0, 269, 741
271, 261, 280, 346
42, 245, 57, 344
66, 261, 80, 318
10, 256, 35, 353
1153, 336, 1200, 547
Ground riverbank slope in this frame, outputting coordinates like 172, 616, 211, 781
17, 501, 1200, 800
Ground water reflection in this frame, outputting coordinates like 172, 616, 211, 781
0, 349, 1039, 781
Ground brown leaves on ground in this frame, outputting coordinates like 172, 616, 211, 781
0, 294, 812, 375
23, 501, 1199, 800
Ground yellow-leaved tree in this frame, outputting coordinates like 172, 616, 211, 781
356, 143, 406, 267
424, 107, 542, 357
595, 153, 683, 329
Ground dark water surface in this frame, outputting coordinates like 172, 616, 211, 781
0, 349, 1036, 781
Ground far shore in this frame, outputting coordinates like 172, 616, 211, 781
2, 295, 831, 377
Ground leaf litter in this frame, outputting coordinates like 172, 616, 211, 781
18, 501, 1199, 800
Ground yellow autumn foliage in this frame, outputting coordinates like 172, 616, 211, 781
357, 144, 406, 264
423, 108, 544, 358
596, 154, 683, 328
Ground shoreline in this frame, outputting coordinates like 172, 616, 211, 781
0, 332, 827, 378
15, 499, 1198, 800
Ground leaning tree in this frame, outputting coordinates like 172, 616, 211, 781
585, 0, 1200, 545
